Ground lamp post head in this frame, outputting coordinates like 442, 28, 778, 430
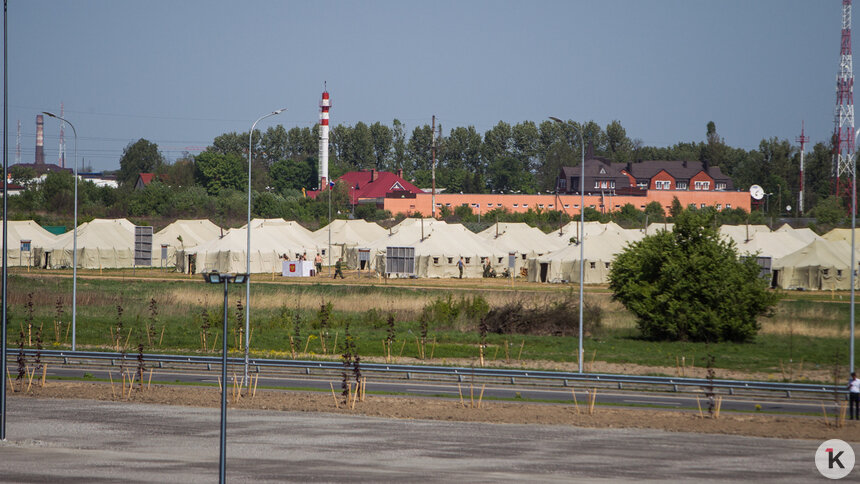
549, 116, 564, 124
42, 111, 58, 119
273, 108, 287, 115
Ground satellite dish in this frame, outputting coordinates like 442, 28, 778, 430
786, 205, 792, 212
749, 185, 764, 200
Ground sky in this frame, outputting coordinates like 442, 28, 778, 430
0, 0, 845, 171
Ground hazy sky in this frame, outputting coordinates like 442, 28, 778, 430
2, 1, 843, 171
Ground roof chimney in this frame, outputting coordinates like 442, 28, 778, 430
396, 168, 403, 179
370, 168, 377, 182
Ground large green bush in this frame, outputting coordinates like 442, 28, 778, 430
608, 210, 778, 342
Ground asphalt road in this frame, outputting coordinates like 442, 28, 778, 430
0, 397, 838, 483
49, 365, 842, 416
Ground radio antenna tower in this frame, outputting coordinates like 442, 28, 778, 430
15, 119, 20, 164
834, 0, 855, 202
796, 121, 808, 216
58, 102, 66, 168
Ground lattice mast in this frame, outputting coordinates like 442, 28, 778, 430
15, 119, 20, 164
58, 102, 65, 168
796, 121, 808, 215
834, 0, 855, 198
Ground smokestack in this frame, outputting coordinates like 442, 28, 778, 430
318, 85, 331, 188
35, 114, 45, 165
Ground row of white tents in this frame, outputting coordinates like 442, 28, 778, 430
4, 217, 860, 291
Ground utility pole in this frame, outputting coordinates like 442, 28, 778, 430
431, 115, 436, 218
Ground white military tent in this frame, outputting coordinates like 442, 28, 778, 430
1, 220, 57, 267
477, 222, 569, 274
36, 218, 136, 269
772, 238, 860, 290
736, 231, 812, 260
153, 219, 221, 268
346, 218, 495, 278
528, 228, 643, 283
312, 219, 387, 262
181, 227, 290, 274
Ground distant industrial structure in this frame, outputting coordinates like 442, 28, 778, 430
796, 121, 808, 216
57, 102, 66, 168
318, 85, 331, 189
834, 0, 855, 197
35, 114, 45, 165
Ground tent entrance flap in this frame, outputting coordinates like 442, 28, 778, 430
539, 263, 549, 283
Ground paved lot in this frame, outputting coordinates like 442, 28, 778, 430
0, 397, 845, 482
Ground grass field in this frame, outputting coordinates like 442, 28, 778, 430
3, 269, 857, 382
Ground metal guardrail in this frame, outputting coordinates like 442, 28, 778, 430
10, 348, 846, 398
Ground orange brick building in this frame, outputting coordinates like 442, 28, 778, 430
383, 190, 751, 218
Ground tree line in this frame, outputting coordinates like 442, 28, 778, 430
6, 118, 850, 229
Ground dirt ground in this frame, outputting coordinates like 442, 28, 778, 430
6, 380, 857, 442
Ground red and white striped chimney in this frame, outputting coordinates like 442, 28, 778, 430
319, 85, 331, 188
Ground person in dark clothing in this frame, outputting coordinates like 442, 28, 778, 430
334, 257, 345, 279
849, 372, 860, 420
457, 257, 464, 279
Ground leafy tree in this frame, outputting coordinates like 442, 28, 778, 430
118, 139, 164, 188
812, 196, 844, 226
369, 122, 392, 170
194, 151, 246, 196
270, 157, 316, 194
9, 165, 37, 187
609, 210, 778, 342
165, 154, 196, 188
42, 171, 75, 212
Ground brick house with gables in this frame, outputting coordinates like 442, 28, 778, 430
558, 155, 733, 196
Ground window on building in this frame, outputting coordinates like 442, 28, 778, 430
564, 204, 570, 208
605, 262, 610, 269
716, 204, 722, 211
589, 205, 596, 208
716, 182, 726, 190
600, 181, 607, 189
433, 257, 439, 264
726, 204, 731, 209
559, 178, 567, 190
694, 181, 710, 190
548, 204, 554, 208
513, 203, 518, 207
589, 262, 596, 269
538, 204, 544, 208
610, 181, 615, 189
523, 204, 528, 208
676, 181, 688, 190
465, 257, 471, 264
447, 257, 453, 264
655, 180, 670, 190
701, 203, 706, 209
594, 181, 600, 189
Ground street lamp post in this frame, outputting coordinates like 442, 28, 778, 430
851, 130, 860, 373
43, 111, 77, 351
550, 117, 585, 373
202, 271, 248, 484
245, 108, 285, 384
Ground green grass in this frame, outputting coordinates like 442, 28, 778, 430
5, 273, 858, 380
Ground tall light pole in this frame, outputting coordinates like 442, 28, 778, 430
851, 129, 859, 372
1, 0, 8, 442
550, 117, 585, 373
202, 271, 248, 484
246, 108, 285, 383
43, 111, 77, 351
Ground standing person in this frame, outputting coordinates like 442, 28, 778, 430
457, 257, 464, 279
849, 372, 860, 420
334, 257, 345, 279
314, 253, 323, 276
